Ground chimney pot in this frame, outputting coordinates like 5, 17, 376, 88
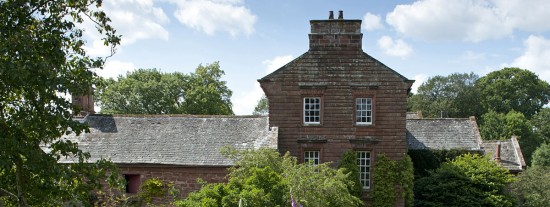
338, 10, 343, 19
329, 11, 334, 20
495, 142, 501, 162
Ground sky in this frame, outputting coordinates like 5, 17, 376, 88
84, 0, 550, 115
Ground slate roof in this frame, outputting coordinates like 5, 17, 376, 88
57, 114, 277, 166
481, 137, 526, 173
406, 117, 483, 150
406, 116, 525, 173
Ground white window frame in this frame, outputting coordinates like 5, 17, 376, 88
356, 98, 373, 125
304, 97, 321, 124
304, 150, 320, 165
357, 151, 371, 190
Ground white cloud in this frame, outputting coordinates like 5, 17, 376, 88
386, 0, 550, 42
411, 74, 429, 94
105, 0, 170, 44
510, 35, 550, 83
232, 83, 264, 115
362, 13, 383, 31
232, 55, 293, 115
172, 0, 256, 36
261, 55, 294, 74
83, 39, 113, 57
491, 0, 550, 33
82, 0, 169, 56
94, 60, 136, 80
377, 36, 413, 58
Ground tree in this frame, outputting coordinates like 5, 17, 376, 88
476, 68, 550, 118
532, 108, 550, 144
0, 0, 121, 206
183, 62, 233, 115
480, 110, 532, 140
414, 154, 516, 207
252, 95, 269, 115
97, 62, 233, 115
511, 166, 550, 207
531, 143, 550, 167
479, 110, 541, 164
408, 72, 481, 118
176, 148, 362, 207
97, 69, 188, 114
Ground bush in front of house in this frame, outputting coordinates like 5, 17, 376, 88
175, 147, 362, 207
414, 153, 516, 207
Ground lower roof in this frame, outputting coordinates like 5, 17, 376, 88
56, 114, 278, 166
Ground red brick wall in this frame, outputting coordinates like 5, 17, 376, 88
260, 51, 411, 163
118, 165, 228, 205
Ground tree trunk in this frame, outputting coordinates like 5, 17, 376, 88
15, 156, 29, 207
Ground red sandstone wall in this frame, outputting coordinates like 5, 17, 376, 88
118, 165, 228, 206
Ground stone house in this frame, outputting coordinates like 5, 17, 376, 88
63, 11, 524, 205
258, 10, 413, 199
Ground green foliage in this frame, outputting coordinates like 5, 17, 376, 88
252, 95, 269, 115
531, 143, 550, 167
480, 110, 508, 140
408, 72, 481, 118
177, 148, 362, 207
337, 150, 363, 197
480, 110, 539, 165
511, 166, 550, 207
414, 154, 516, 207
97, 69, 189, 114
480, 110, 532, 140
138, 178, 170, 204
408, 149, 479, 179
371, 154, 414, 207
0, 0, 122, 206
372, 155, 397, 207
97, 62, 233, 115
532, 108, 550, 144
398, 155, 414, 207
476, 67, 550, 118
184, 62, 233, 115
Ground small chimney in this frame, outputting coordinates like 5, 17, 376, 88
495, 142, 501, 163
72, 87, 95, 116
309, 11, 363, 51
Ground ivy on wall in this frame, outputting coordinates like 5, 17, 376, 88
371, 154, 414, 207
337, 150, 363, 197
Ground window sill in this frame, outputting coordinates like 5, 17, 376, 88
355, 123, 374, 127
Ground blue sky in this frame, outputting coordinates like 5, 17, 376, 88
84, 0, 550, 115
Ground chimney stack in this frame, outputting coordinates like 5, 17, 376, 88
309, 11, 363, 51
495, 142, 501, 163
72, 87, 95, 117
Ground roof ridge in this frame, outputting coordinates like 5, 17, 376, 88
86, 114, 267, 118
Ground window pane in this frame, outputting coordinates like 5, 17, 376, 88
304, 98, 321, 124
356, 98, 373, 124
304, 150, 320, 166
357, 151, 371, 190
